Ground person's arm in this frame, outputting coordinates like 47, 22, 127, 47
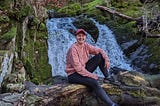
70, 47, 98, 79
87, 43, 110, 69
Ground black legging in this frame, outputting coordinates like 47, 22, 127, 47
68, 53, 114, 106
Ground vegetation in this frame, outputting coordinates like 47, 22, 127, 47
0, 26, 16, 41
0, 15, 10, 23
0, 0, 160, 84
0, 0, 12, 10
20, 27, 51, 84
58, 3, 81, 16
56, 0, 160, 73
8, 5, 34, 21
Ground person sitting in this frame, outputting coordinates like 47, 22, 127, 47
65, 29, 118, 106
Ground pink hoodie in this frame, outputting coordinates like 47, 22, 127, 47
65, 42, 109, 79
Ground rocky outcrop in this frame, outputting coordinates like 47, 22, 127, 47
0, 0, 52, 87
36, 70, 160, 106
1, 70, 160, 106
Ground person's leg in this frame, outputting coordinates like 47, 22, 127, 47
85, 53, 109, 78
68, 73, 115, 106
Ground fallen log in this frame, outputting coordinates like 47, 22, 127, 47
95, 5, 142, 23
144, 32, 160, 38
33, 70, 160, 106
1, 69, 160, 106
95, 5, 160, 39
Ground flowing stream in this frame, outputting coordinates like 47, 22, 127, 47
47, 17, 133, 77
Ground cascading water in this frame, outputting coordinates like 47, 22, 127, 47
91, 19, 133, 70
0, 36, 15, 87
0, 51, 14, 87
47, 17, 133, 77
47, 18, 76, 77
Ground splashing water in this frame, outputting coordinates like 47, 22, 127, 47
0, 52, 14, 87
46, 17, 133, 77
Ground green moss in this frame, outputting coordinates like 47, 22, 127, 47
57, 0, 104, 17
127, 89, 146, 97
39, 22, 47, 31
58, 3, 81, 16
0, 15, 10, 23
82, 0, 103, 17
144, 38, 160, 71
32, 39, 52, 84
59, 96, 73, 106
0, 50, 8, 56
18, 5, 33, 20
22, 30, 51, 84
119, 3, 142, 17
33, 18, 41, 26
15, 20, 51, 84
111, 0, 143, 17
107, 20, 138, 44
23, 58, 34, 81
0, 26, 16, 41
107, 87, 122, 95
0, 0, 12, 10
83, 0, 102, 11
25, 94, 42, 105
9, 4, 33, 21
36, 31, 48, 40
123, 76, 141, 86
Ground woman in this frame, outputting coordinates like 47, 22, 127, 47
65, 29, 118, 106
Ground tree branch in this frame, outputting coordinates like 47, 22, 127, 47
95, 5, 142, 22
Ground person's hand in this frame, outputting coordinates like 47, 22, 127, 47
105, 61, 110, 69
91, 74, 98, 80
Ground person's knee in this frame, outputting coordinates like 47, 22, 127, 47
97, 53, 102, 57
91, 80, 101, 89
95, 53, 103, 62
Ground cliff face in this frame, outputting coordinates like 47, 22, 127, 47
0, 0, 52, 87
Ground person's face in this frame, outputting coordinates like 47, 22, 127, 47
76, 32, 86, 45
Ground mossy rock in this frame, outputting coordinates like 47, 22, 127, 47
0, 26, 16, 42
118, 71, 149, 87
58, 3, 81, 16
144, 38, 160, 73
39, 22, 47, 31
0, 0, 13, 10
0, 15, 10, 23
8, 4, 33, 21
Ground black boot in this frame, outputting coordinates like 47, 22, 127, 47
102, 68, 114, 83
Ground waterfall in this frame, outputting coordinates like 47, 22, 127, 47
47, 17, 133, 77
0, 51, 14, 87
0, 36, 15, 87
47, 18, 76, 77
22, 17, 28, 54
91, 19, 133, 70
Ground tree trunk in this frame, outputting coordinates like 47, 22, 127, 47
95, 5, 142, 23
144, 31, 160, 38
33, 70, 160, 106
1, 70, 160, 106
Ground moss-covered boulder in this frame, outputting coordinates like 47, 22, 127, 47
31, 71, 160, 106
